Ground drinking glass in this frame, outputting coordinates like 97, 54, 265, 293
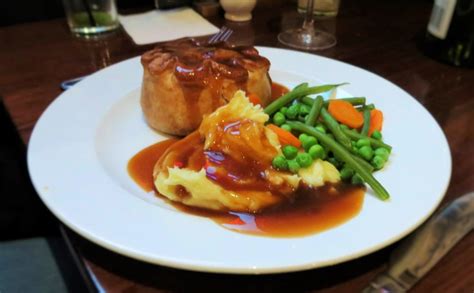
62, 0, 119, 35
278, 0, 336, 51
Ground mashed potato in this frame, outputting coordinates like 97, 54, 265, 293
153, 91, 340, 212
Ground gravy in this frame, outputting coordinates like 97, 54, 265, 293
127, 81, 364, 237
128, 141, 364, 238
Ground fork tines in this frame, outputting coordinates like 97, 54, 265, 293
208, 26, 233, 44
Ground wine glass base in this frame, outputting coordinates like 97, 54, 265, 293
278, 28, 336, 51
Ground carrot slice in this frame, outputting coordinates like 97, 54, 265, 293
267, 124, 301, 148
368, 109, 383, 136
248, 93, 262, 106
328, 100, 364, 128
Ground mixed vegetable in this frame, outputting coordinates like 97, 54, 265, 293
263, 83, 391, 201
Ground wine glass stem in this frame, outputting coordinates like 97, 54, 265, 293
302, 0, 315, 32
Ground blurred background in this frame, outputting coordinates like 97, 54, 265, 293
0, 0, 154, 26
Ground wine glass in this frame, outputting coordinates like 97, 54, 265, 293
278, 0, 336, 51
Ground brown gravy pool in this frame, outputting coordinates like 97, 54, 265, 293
127, 82, 365, 237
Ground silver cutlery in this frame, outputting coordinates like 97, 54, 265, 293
60, 75, 89, 91
363, 191, 474, 293
207, 25, 233, 44
60, 26, 233, 91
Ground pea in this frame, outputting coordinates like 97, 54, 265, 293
358, 145, 374, 161
280, 106, 288, 115
273, 112, 286, 126
308, 144, 325, 160
372, 130, 382, 140
286, 105, 299, 119
371, 155, 386, 170
340, 166, 355, 181
281, 124, 292, 132
282, 145, 298, 160
315, 123, 326, 130
340, 124, 349, 130
296, 153, 313, 168
299, 104, 311, 115
315, 125, 326, 134
356, 138, 371, 148
352, 146, 359, 154
302, 136, 318, 151
272, 155, 288, 170
288, 160, 301, 173
299, 133, 309, 142
351, 173, 365, 185
374, 147, 390, 160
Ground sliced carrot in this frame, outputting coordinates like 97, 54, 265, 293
267, 124, 301, 148
248, 93, 262, 106
328, 100, 364, 128
368, 109, 383, 136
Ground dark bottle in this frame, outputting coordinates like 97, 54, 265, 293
423, 0, 474, 67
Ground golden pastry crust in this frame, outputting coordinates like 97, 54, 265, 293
140, 38, 271, 136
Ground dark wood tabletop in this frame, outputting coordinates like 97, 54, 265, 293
1, 0, 473, 292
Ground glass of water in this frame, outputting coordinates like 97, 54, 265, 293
62, 0, 119, 35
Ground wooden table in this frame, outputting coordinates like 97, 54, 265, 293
1, 0, 473, 291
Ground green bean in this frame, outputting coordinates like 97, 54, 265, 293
342, 128, 392, 151
264, 83, 347, 116
351, 174, 365, 185
320, 107, 352, 150
305, 95, 324, 126
361, 108, 371, 136
286, 121, 390, 200
364, 103, 375, 111
301, 96, 366, 108
294, 82, 309, 91
332, 143, 374, 173
351, 153, 375, 172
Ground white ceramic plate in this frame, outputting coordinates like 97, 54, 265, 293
27, 47, 451, 274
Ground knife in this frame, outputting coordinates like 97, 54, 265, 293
362, 191, 474, 293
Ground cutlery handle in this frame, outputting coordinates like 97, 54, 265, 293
363, 192, 474, 292
60, 75, 87, 91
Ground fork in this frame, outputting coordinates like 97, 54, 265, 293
60, 27, 234, 90
207, 26, 233, 44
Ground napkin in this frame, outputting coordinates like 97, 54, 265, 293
119, 8, 220, 45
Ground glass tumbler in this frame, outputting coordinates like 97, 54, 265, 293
62, 0, 119, 35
